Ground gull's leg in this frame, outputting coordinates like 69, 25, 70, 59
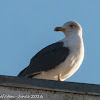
58, 74, 62, 81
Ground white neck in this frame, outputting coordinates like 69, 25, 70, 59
61, 32, 83, 49
64, 30, 82, 38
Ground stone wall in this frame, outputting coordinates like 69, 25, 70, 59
0, 75, 100, 100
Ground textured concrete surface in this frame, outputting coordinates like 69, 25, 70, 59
0, 75, 100, 100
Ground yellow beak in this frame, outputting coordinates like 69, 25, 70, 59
54, 27, 65, 32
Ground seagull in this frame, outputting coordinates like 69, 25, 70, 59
18, 21, 84, 81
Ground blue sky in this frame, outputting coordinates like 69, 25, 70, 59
0, 0, 100, 84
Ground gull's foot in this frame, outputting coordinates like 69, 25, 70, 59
58, 74, 62, 81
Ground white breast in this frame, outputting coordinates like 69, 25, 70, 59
59, 34, 84, 81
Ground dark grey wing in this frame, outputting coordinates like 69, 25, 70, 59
18, 42, 69, 77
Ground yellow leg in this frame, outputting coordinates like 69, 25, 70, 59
58, 74, 61, 81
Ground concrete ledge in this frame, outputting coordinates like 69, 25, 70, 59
0, 75, 100, 100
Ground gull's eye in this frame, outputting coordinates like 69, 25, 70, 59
69, 24, 74, 28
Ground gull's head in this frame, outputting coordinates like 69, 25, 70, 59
54, 21, 82, 37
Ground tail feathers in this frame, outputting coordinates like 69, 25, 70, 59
17, 67, 27, 77
17, 66, 41, 78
